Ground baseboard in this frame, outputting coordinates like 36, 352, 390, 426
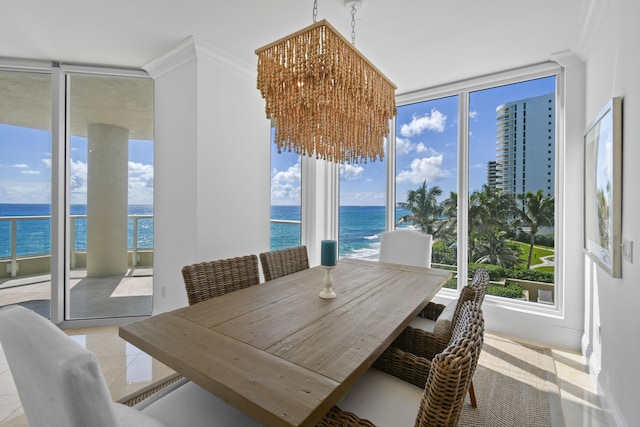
596, 375, 625, 427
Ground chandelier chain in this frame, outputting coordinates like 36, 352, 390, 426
350, 4, 357, 45
313, 0, 318, 23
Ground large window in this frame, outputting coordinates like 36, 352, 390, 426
394, 65, 560, 307
468, 76, 556, 305
395, 95, 459, 274
339, 154, 387, 260
269, 128, 302, 250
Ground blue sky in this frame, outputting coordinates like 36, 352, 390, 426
271, 75, 555, 206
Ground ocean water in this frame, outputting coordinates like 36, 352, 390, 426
1, 204, 410, 259
0, 204, 153, 258
271, 205, 412, 258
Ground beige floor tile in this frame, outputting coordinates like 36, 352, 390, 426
0, 327, 608, 427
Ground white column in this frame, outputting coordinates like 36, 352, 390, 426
86, 123, 129, 277
144, 36, 271, 313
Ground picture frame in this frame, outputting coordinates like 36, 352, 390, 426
584, 97, 623, 278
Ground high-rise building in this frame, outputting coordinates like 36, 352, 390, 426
495, 93, 555, 198
487, 160, 497, 189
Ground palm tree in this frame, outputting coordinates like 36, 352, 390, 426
474, 228, 522, 268
397, 181, 442, 235
517, 190, 554, 268
437, 191, 458, 245
468, 185, 519, 263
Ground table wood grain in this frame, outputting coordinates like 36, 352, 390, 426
120, 259, 451, 427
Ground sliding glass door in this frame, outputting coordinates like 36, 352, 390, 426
0, 63, 155, 323
0, 69, 52, 317
65, 72, 154, 320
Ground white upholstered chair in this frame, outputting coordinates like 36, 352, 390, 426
0, 305, 261, 427
378, 229, 433, 268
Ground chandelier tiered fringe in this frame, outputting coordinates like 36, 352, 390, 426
256, 19, 396, 164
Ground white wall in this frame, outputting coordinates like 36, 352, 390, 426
582, 1, 640, 425
147, 37, 270, 313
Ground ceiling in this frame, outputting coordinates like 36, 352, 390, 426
1, 0, 589, 94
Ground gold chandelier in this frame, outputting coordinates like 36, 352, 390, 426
255, 1, 396, 164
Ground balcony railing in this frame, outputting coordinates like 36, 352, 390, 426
0, 214, 153, 278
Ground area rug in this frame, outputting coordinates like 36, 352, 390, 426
458, 334, 564, 427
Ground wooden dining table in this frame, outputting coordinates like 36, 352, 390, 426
119, 258, 451, 427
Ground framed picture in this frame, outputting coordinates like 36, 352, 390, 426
584, 97, 622, 277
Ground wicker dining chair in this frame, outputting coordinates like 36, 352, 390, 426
414, 267, 490, 331
318, 301, 485, 427
259, 245, 309, 282
181, 255, 260, 305
376, 281, 484, 407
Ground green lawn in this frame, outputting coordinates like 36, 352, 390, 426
511, 241, 554, 266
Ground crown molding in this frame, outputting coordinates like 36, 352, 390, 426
576, 0, 611, 58
143, 36, 254, 80
142, 37, 197, 79
192, 36, 254, 78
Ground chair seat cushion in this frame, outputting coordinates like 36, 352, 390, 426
336, 368, 423, 426
409, 298, 458, 336
140, 380, 262, 427
433, 298, 458, 336
408, 315, 436, 331
114, 403, 167, 427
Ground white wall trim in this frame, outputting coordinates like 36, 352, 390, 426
550, 49, 584, 68
192, 37, 255, 78
143, 36, 254, 80
143, 37, 198, 80
0, 58, 51, 71
59, 64, 148, 78
597, 374, 627, 427
576, 0, 611, 59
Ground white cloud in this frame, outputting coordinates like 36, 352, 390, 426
396, 137, 413, 156
400, 109, 447, 137
20, 170, 40, 175
42, 159, 51, 168
398, 138, 440, 157
340, 163, 364, 180
70, 159, 88, 195
13, 163, 28, 168
128, 161, 154, 204
271, 160, 301, 204
470, 110, 478, 120
416, 143, 440, 155
129, 161, 154, 187
396, 154, 450, 184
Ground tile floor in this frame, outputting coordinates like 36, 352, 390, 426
0, 326, 610, 426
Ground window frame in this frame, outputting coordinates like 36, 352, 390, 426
390, 62, 564, 316
0, 59, 155, 326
